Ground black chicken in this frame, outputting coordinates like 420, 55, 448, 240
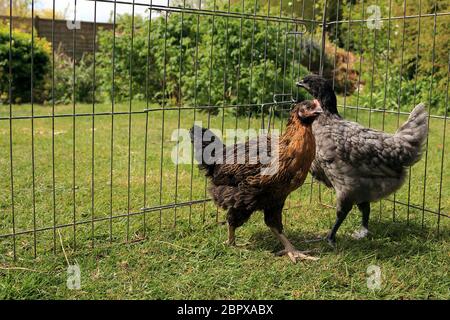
190, 100, 323, 262
297, 75, 428, 246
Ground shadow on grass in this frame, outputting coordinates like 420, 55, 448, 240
248, 220, 446, 260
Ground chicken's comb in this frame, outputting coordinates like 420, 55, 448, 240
313, 99, 321, 109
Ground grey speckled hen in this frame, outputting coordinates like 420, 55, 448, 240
297, 75, 428, 246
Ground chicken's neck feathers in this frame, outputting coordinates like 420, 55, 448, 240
318, 90, 340, 117
280, 120, 315, 166
281, 119, 313, 145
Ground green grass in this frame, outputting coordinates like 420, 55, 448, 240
0, 101, 448, 299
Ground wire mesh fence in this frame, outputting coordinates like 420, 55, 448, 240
0, 0, 448, 260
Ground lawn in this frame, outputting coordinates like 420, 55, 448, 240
0, 101, 448, 299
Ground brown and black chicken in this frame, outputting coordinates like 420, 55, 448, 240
297, 75, 428, 246
190, 100, 323, 263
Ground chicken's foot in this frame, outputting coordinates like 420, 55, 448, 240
275, 248, 318, 262
353, 202, 370, 240
270, 228, 319, 263
352, 227, 369, 240
302, 235, 336, 249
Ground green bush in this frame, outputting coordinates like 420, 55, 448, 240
96, 15, 161, 104
0, 25, 51, 104
52, 50, 99, 104
331, 0, 449, 115
357, 72, 448, 115
96, 2, 316, 115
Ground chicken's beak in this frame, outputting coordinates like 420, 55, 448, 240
296, 80, 310, 91
313, 105, 323, 116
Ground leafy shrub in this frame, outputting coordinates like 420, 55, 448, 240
51, 49, 99, 104
0, 25, 51, 104
358, 72, 448, 115
96, 3, 317, 115
96, 15, 161, 103
329, 0, 448, 115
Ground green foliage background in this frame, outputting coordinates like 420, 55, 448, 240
96, 1, 312, 115
0, 0, 448, 115
0, 25, 50, 103
327, 0, 449, 114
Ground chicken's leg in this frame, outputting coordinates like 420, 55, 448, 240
326, 199, 353, 246
304, 200, 359, 246
270, 228, 319, 263
352, 202, 370, 240
264, 206, 318, 263
224, 224, 236, 246
224, 208, 252, 247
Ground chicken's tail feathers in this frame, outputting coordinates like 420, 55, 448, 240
190, 125, 224, 175
394, 103, 429, 166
